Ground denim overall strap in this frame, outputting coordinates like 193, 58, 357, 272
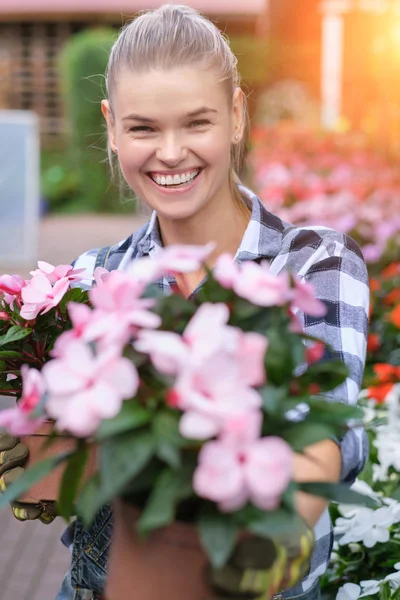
70, 505, 113, 598
69, 245, 113, 599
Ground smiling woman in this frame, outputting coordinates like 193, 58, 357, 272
0, 4, 369, 600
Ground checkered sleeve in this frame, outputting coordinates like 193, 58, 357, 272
278, 226, 370, 484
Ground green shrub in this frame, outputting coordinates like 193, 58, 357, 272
58, 27, 134, 213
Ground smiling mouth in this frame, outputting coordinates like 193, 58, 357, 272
147, 169, 202, 188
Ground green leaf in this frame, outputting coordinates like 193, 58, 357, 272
299, 361, 349, 393
306, 397, 363, 424
57, 444, 89, 520
58, 288, 89, 316
282, 422, 339, 451
95, 403, 150, 441
198, 506, 238, 568
152, 410, 184, 468
0, 326, 32, 347
259, 385, 288, 415
76, 474, 102, 524
0, 451, 72, 508
137, 467, 193, 534
237, 506, 304, 538
0, 350, 21, 359
298, 482, 380, 508
79, 431, 155, 522
265, 328, 294, 384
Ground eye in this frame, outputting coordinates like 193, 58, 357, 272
188, 119, 210, 129
129, 125, 154, 133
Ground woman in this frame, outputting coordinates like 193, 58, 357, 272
0, 5, 369, 599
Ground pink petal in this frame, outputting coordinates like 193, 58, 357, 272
245, 437, 293, 509
220, 411, 262, 446
22, 273, 52, 303
236, 332, 268, 387
43, 360, 87, 396
0, 407, 44, 436
135, 331, 187, 375
179, 411, 220, 440
20, 303, 44, 320
213, 253, 239, 288
51, 277, 70, 306
98, 356, 139, 399
193, 441, 244, 503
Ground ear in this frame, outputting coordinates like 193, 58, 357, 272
101, 100, 117, 152
231, 87, 245, 143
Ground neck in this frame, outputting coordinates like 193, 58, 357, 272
157, 185, 251, 269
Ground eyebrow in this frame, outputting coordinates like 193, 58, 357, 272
122, 106, 218, 122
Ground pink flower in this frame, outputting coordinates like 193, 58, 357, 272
212, 253, 240, 288
193, 412, 293, 512
173, 353, 263, 439
30, 261, 87, 284
0, 274, 26, 309
135, 303, 267, 386
20, 273, 70, 320
291, 278, 327, 317
88, 271, 161, 347
127, 242, 215, 285
214, 258, 292, 307
51, 302, 95, 357
43, 340, 139, 437
0, 366, 46, 435
235, 332, 268, 387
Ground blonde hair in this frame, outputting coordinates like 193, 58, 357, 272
105, 4, 250, 212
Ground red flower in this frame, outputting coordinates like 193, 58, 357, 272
367, 383, 394, 404
384, 289, 400, 306
369, 279, 381, 292
390, 304, 400, 328
382, 263, 400, 279
373, 363, 400, 382
306, 342, 325, 364
367, 333, 381, 353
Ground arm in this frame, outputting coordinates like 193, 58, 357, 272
284, 228, 370, 526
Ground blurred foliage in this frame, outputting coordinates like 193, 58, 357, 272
229, 36, 272, 86
56, 27, 134, 214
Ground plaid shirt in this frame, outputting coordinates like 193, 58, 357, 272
73, 186, 369, 594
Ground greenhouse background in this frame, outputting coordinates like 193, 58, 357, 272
1, 1, 400, 599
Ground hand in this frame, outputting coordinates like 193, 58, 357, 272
0, 433, 56, 524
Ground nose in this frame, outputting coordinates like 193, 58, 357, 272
156, 132, 187, 166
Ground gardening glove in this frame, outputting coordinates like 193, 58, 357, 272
207, 517, 315, 599
0, 433, 56, 524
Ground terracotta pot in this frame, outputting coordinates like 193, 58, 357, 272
106, 500, 315, 600
19, 421, 97, 503
106, 500, 211, 600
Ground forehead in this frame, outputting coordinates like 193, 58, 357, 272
111, 66, 229, 119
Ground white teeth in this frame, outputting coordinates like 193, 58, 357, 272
151, 170, 200, 187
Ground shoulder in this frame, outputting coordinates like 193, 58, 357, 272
274, 224, 368, 285
72, 221, 151, 286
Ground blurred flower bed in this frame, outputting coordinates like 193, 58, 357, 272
250, 124, 400, 271
250, 124, 400, 599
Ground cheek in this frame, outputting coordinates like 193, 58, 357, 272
195, 131, 232, 167
118, 144, 152, 179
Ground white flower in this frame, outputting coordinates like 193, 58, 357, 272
374, 428, 400, 474
359, 579, 382, 597
336, 583, 361, 600
351, 479, 381, 502
336, 505, 400, 548
384, 563, 400, 591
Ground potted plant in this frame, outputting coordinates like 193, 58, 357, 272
0, 246, 376, 599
